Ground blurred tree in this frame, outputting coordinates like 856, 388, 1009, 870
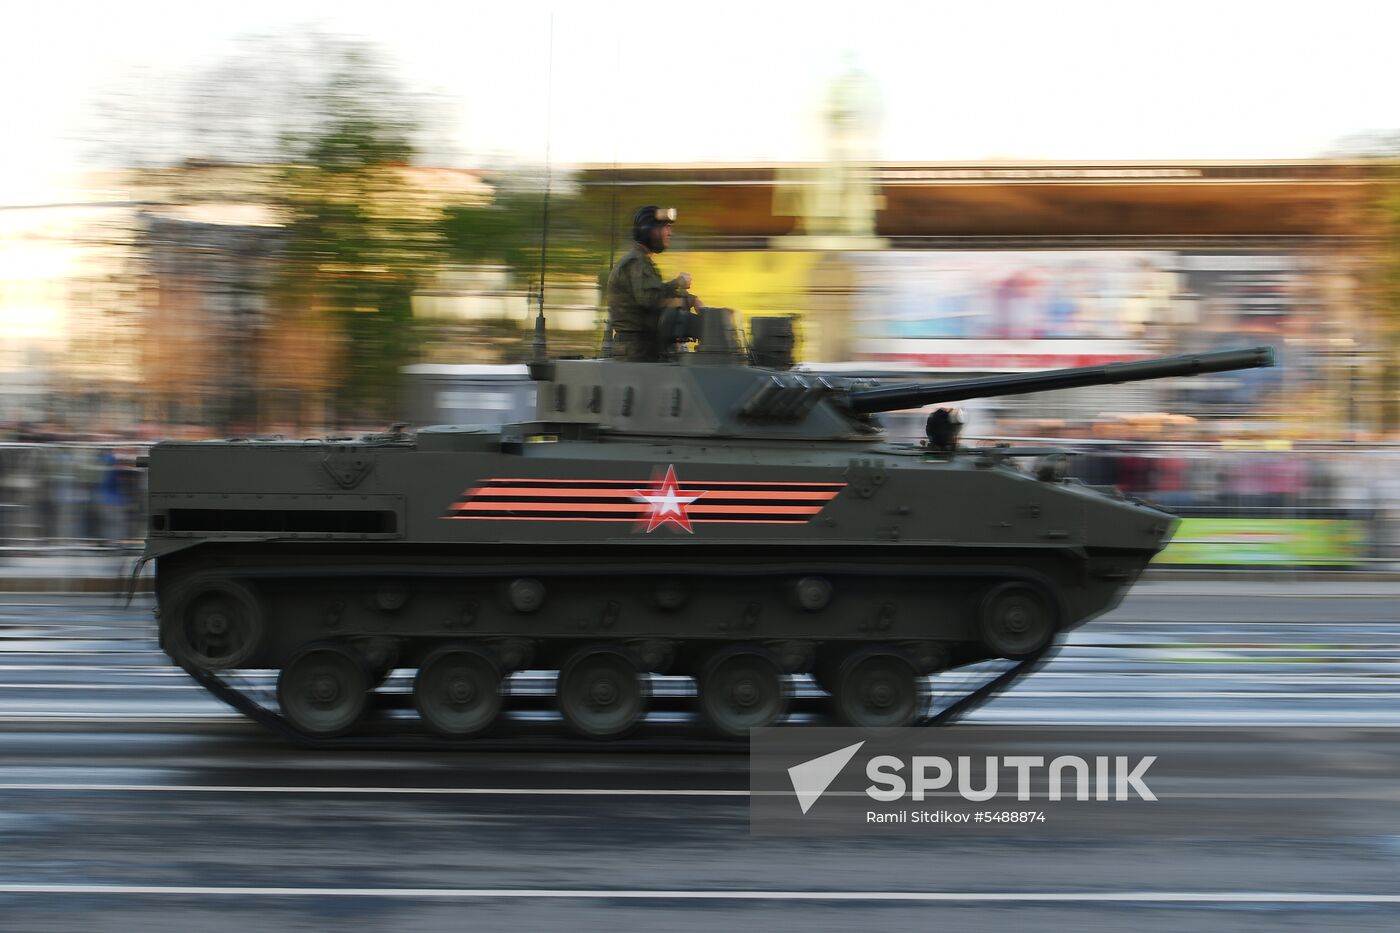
1332, 134, 1400, 433
94, 34, 439, 170
441, 178, 610, 281
1372, 162, 1400, 433
104, 33, 459, 429
436, 174, 615, 362
105, 32, 625, 427
265, 37, 441, 426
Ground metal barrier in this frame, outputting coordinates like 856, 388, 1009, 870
0, 443, 151, 555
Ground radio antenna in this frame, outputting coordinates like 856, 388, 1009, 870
600, 37, 621, 358
532, 12, 555, 363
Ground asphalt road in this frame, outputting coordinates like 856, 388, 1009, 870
2, 584, 1400, 931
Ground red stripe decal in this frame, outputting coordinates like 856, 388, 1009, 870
445, 472, 847, 528
465, 487, 839, 501
475, 478, 846, 487
452, 502, 824, 516
443, 516, 810, 524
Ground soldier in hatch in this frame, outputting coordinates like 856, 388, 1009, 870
607, 206, 704, 361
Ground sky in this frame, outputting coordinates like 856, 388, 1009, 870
2, 0, 1398, 205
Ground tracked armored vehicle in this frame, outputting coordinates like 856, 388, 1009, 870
142, 309, 1273, 744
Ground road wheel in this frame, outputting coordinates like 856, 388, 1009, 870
978, 583, 1056, 659
277, 644, 369, 737
168, 579, 264, 670
832, 650, 922, 728
414, 647, 503, 737
698, 649, 789, 738
556, 649, 647, 739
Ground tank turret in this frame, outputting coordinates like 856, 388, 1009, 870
529, 309, 1275, 442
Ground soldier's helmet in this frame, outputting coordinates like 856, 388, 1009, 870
632, 206, 677, 250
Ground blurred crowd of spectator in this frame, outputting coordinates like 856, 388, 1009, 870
1069, 448, 1351, 510
1, 427, 151, 550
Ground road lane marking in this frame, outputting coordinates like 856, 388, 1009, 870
10, 712, 1400, 727
2, 784, 1400, 802
0, 884, 1397, 903
0, 684, 202, 690
0, 783, 748, 796
10, 665, 1400, 685
7, 687, 1400, 700
1129, 593, 1400, 599
0, 715, 243, 723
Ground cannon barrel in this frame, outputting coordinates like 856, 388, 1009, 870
845, 346, 1276, 414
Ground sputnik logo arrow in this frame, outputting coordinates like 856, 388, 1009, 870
787, 740, 866, 815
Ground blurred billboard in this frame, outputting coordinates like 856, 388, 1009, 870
1155, 515, 1372, 567
854, 250, 1173, 342
660, 248, 1307, 380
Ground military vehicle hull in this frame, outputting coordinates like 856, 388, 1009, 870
144, 345, 1271, 742
146, 430, 1175, 741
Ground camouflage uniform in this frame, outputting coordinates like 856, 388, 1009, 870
606, 244, 685, 362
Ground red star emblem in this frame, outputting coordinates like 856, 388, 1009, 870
633, 465, 705, 533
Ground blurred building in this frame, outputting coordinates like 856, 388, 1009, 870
138, 208, 282, 429
131, 164, 491, 431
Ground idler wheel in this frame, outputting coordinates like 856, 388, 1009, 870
556, 648, 648, 739
698, 648, 790, 738
978, 583, 1056, 659
831, 650, 922, 728
277, 644, 370, 737
414, 647, 503, 737
169, 579, 265, 670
